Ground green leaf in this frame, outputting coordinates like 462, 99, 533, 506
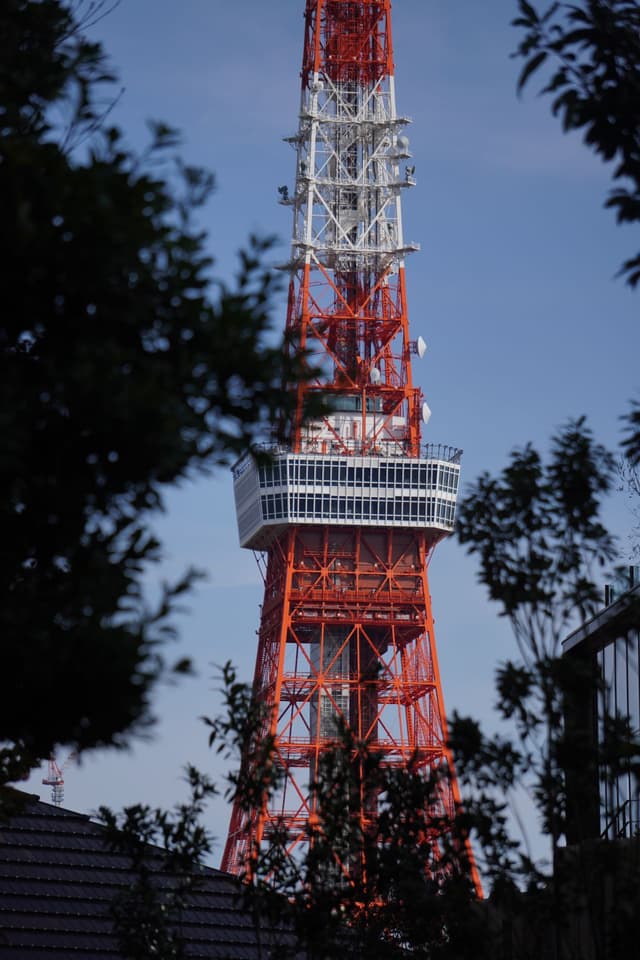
519, 0, 540, 24
517, 50, 548, 92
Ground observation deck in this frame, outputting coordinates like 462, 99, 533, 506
233, 444, 462, 551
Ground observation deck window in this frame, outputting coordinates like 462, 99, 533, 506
234, 449, 462, 550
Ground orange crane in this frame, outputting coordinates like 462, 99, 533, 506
42, 752, 76, 807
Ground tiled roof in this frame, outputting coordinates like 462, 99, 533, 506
0, 793, 293, 959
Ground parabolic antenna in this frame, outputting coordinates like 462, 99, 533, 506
416, 336, 427, 358
370, 367, 381, 384
422, 402, 432, 425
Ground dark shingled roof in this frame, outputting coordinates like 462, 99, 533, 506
0, 793, 293, 959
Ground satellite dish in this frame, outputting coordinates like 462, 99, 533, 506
422, 402, 432, 425
370, 367, 381, 384
397, 135, 410, 153
416, 336, 427, 358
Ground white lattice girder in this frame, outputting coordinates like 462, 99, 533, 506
282, 72, 418, 272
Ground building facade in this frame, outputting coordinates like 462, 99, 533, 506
562, 575, 640, 842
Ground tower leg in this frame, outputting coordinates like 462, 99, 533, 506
222, 526, 481, 896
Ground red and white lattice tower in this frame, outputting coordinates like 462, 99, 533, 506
223, 0, 480, 894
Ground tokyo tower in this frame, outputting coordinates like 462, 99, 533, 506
222, 0, 479, 893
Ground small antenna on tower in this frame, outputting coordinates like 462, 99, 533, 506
410, 335, 427, 358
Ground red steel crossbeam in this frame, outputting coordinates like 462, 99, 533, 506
303, 0, 393, 86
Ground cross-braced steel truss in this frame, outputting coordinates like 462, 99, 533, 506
223, 0, 481, 898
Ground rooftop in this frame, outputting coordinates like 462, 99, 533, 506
0, 792, 293, 959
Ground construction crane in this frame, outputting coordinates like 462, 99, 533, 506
42, 753, 76, 807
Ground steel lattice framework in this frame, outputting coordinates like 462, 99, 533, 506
222, 0, 480, 895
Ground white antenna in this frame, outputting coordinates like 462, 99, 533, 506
410, 336, 427, 358
396, 134, 410, 156
422, 402, 432, 425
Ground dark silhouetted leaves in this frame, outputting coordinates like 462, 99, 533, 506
0, 0, 304, 781
512, 0, 640, 286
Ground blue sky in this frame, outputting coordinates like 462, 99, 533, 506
25, 0, 638, 865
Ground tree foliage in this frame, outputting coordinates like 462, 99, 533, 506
0, 0, 301, 781
622, 398, 640, 464
452, 419, 640, 958
512, 0, 640, 285
455, 419, 617, 852
457, 418, 616, 660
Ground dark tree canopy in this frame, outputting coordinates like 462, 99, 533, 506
0, 0, 301, 779
513, 0, 640, 286
623, 398, 640, 464
456, 417, 616, 657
